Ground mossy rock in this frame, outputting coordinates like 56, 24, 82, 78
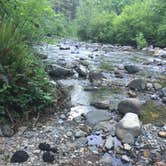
141, 101, 166, 125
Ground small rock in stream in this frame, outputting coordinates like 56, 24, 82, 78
124, 65, 140, 74
1, 125, 15, 137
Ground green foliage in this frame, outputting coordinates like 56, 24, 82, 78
75, 0, 166, 47
0, 0, 67, 43
135, 33, 148, 49
0, 18, 53, 121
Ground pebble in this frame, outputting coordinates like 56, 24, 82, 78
66, 131, 73, 137
75, 129, 86, 138
158, 131, 166, 138
122, 155, 131, 162
123, 144, 132, 151
105, 135, 114, 149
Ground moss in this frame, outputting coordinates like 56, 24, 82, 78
141, 101, 166, 125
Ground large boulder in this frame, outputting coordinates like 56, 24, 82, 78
127, 79, 147, 91
46, 64, 74, 78
115, 113, 141, 143
118, 98, 143, 115
124, 65, 140, 74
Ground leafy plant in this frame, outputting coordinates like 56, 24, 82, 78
0, 18, 53, 122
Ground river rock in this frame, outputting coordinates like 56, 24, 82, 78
90, 100, 110, 109
38, 143, 51, 151
118, 98, 143, 115
46, 64, 74, 78
11, 151, 29, 163
75, 129, 86, 138
105, 135, 114, 149
59, 45, 70, 50
85, 110, 111, 125
128, 79, 147, 91
89, 71, 106, 83
159, 87, 166, 98
1, 125, 14, 137
153, 83, 162, 90
75, 65, 88, 77
115, 113, 141, 142
124, 65, 139, 74
114, 70, 124, 78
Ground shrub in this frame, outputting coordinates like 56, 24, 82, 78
0, 18, 53, 122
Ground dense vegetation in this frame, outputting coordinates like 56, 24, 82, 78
0, 0, 64, 122
75, 0, 166, 48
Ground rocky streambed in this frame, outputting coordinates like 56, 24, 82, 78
0, 40, 166, 165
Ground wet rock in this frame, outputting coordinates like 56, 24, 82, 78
90, 100, 110, 109
128, 79, 147, 91
46, 64, 74, 78
118, 98, 143, 115
11, 150, 29, 163
159, 87, 166, 98
105, 135, 114, 149
75, 65, 88, 77
38, 143, 51, 151
85, 110, 111, 125
115, 113, 141, 142
42, 152, 55, 163
1, 125, 14, 137
158, 131, 166, 138
94, 121, 116, 132
124, 65, 139, 74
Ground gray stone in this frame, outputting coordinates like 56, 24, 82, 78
75, 65, 88, 77
159, 87, 166, 98
153, 83, 162, 90
88, 71, 106, 83
85, 110, 111, 125
66, 131, 73, 137
118, 98, 143, 115
46, 64, 74, 78
124, 65, 139, 74
128, 79, 147, 91
115, 113, 141, 142
105, 135, 114, 149
90, 100, 110, 109
88, 146, 99, 154
59, 45, 70, 50
123, 144, 132, 151
1, 125, 14, 137
75, 129, 86, 138
122, 155, 131, 162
